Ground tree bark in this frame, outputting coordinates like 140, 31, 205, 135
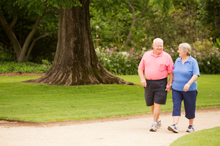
24, 0, 126, 86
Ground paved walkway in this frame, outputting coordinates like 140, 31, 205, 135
0, 108, 220, 146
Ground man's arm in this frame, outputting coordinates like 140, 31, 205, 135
165, 73, 173, 93
138, 68, 146, 87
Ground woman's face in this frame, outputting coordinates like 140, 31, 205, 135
177, 47, 187, 58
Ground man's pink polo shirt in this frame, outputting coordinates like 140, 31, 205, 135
138, 50, 174, 80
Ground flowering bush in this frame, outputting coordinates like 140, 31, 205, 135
96, 46, 146, 75
165, 46, 220, 74
97, 44, 220, 75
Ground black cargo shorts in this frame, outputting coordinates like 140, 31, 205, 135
144, 78, 167, 106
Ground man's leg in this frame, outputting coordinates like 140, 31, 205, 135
151, 105, 154, 114
153, 103, 161, 122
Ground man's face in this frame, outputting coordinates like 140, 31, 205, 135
152, 41, 163, 55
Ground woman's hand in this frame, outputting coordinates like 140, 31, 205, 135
183, 83, 190, 92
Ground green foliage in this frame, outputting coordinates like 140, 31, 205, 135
164, 45, 220, 74
191, 39, 214, 52
0, 60, 51, 74
214, 38, 220, 49
0, 75, 219, 122
198, 0, 220, 39
96, 46, 145, 75
15, 0, 81, 15
96, 42, 220, 75
170, 126, 220, 146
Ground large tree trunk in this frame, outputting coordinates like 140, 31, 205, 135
25, 0, 126, 85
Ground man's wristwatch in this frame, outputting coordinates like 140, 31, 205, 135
169, 84, 172, 86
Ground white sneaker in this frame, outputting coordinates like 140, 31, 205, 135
186, 125, 195, 133
168, 124, 178, 133
157, 119, 161, 128
149, 122, 157, 132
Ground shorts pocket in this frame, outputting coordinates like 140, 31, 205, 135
158, 64, 166, 72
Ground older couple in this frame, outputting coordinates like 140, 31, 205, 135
138, 38, 200, 133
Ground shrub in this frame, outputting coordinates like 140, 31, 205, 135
0, 60, 52, 74
96, 46, 145, 75
191, 39, 214, 53
165, 46, 220, 74
97, 44, 220, 75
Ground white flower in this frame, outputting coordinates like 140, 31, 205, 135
96, 26, 99, 29
95, 48, 100, 52
207, 61, 210, 65
142, 47, 146, 50
119, 52, 129, 56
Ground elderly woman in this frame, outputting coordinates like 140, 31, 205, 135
167, 43, 200, 133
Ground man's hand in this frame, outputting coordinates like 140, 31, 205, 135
141, 80, 147, 87
165, 84, 172, 93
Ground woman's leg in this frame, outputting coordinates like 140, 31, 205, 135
172, 89, 183, 124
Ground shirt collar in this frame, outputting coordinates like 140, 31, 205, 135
150, 50, 163, 57
177, 56, 193, 62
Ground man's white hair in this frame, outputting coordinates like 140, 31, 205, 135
153, 38, 163, 44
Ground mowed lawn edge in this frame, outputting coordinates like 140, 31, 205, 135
170, 126, 220, 146
0, 74, 219, 122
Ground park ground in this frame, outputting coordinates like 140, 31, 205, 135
0, 73, 219, 146
0, 107, 220, 146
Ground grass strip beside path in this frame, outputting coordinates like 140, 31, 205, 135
0, 75, 219, 122
170, 126, 220, 146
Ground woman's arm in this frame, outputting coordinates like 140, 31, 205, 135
183, 75, 199, 92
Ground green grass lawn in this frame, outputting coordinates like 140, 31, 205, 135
170, 126, 220, 146
0, 74, 219, 122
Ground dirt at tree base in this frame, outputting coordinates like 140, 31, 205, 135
0, 72, 45, 76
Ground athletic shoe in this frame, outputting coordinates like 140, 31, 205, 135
157, 119, 161, 128
186, 125, 195, 133
168, 124, 178, 133
149, 122, 157, 132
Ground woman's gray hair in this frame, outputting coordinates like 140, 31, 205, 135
179, 43, 191, 56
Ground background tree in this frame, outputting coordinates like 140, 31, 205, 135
25, 0, 127, 85
199, 0, 220, 40
0, 0, 57, 62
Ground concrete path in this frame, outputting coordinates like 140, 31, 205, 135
0, 108, 220, 146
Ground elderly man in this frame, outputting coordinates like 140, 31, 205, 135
138, 38, 174, 132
